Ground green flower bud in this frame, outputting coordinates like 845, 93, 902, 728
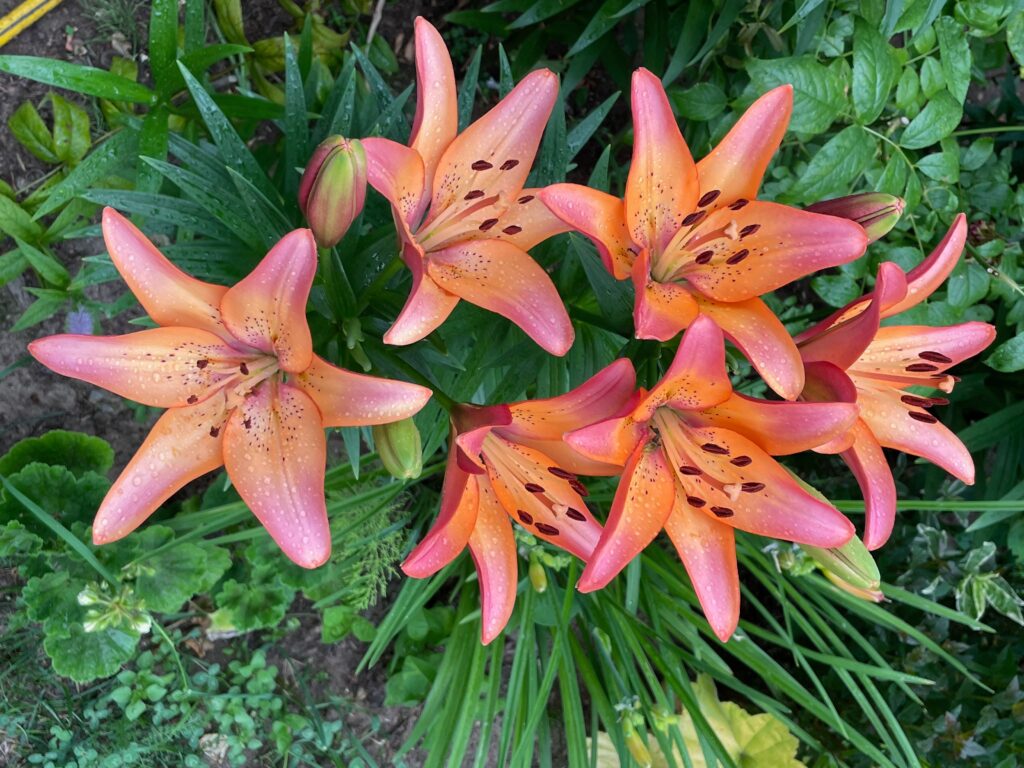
806, 193, 905, 243
803, 535, 883, 600
372, 418, 423, 480
298, 136, 367, 248
529, 552, 548, 593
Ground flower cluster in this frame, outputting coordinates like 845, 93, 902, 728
28, 17, 994, 644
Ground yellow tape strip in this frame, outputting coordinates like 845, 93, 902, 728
0, 0, 65, 50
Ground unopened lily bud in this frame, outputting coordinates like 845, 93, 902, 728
529, 552, 548, 593
622, 720, 652, 768
372, 418, 423, 480
298, 136, 367, 248
806, 193, 905, 243
804, 536, 882, 598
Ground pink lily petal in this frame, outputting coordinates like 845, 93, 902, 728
577, 439, 675, 592
841, 420, 898, 551
695, 85, 793, 213
854, 322, 997, 382
631, 249, 700, 341
427, 239, 574, 356
101, 208, 229, 339
403, 447, 479, 577
801, 361, 858, 454
93, 394, 229, 544
509, 436, 626, 477
799, 262, 908, 368
690, 393, 858, 456
223, 382, 330, 568
363, 137, 428, 230
384, 243, 460, 346
295, 354, 431, 428
468, 476, 518, 644
540, 184, 635, 279
681, 201, 868, 303
625, 68, 698, 253
29, 327, 250, 408
855, 380, 975, 484
666, 422, 855, 547
427, 69, 558, 220
663, 495, 740, 642
505, 358, 636, 441
883, 214, 966, 318
483, 188, 571, 252
637, 314, 732, 417
691, 293, 805, 400
409, 17, 458, 198
565, 411, 648, 468
219, 229, 316, 373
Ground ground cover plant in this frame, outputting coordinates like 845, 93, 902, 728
1, 0, 1022, 765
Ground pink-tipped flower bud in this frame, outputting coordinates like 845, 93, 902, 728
298, 136, 367, 248
806, 193, 905, 244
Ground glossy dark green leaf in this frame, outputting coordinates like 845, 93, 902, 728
8, 101, 58, 164
900, 91, 962, 149
935, 15, 971, 104
0, 56, 156, 103
747, 56, 844, 134
852, 18, 899, 123
789, 125, 877, 201
49, 93, 91, 165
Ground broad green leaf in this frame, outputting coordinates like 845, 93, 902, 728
149, 0, 181, 98
0, 519, 43, 556
10, 290, 65, 332
45, 622, 140, 683
669, 82, 727, 122
946, 259, 990, 308
8, 101, 58, 163
0, 195, 43, 241
179, 44, 252, 77
1008, 11, 1024, 66
50, 92, 91, 165
919, 56, 945, 98
0, 463, 109, 533
746, 56, 844, 134
895, 67, 920, 113
34, 129, 137, 218
0, 429, 114, 477
811, 273, 861, 308
0, 56, 155, 103
790, 125, 877, 201
985, 332, 1024, 372
211, 576, 295, 633
14, 238, 69, 287
935, 16, 972, 103
916, 151, 959, 182
961, 136, 994, 170
900, 91, 962, 149
0, 249, 29, 287
128, 539, 231, 613
876, 153, 909, 195
852, 18, 899, 123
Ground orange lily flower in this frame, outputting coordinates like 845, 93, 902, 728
402, 360, 636, 642
566, 316, 858, 640
797, 215, 996, 550
29, 209, 432, 568
360, 18, 574, 355
542, 69, 868, 399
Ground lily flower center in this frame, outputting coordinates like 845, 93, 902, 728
186, 349, 282, 411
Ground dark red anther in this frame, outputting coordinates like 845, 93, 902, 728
209, 426, 220, 437
518, 510, 534, 525
695, 250, 714, 265
739, 224, 760, 237
711, 506, 735, 518
901, 395, 934, 408
906, 363, 939, 372
726, 249, 749, 265
730, 455, 752, 467
701, 442, 729, 455
687, 496, 706, 508
741, 482, 765, 493
919, 350, 953, 364
524, 482, 545, 493
569, 478, 589, 497
681, 210, 706, 227
930, 396, 950, 406
908, 411, 939, 424
479, 218, 499, 231
499, 159, 519, 170
566, 507, 586, 521
548, 466, 577, 480
502, 225, 522, 235
464, 189, 485, 200
187, 395, 198, 404
728, 198, 749, 210
679, 465, 702, 475
697, 189, 721, 207
471, 160, 493, 171
196, 359, 209, 369
535, 522, 559, 536
243, 418, 253, 429
517, 195, 535, 204
240, 362, 249, 375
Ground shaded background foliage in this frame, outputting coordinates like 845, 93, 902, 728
0, 0, 1022, 765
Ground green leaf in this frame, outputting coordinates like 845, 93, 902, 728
852, 18, 899, 123
935, 16, 971, 104
10, 290, 66, 332
895, 67, 920, 113
34, 129, 138, 218
0, 249, 29, 287
566, 91, 619, 161
0, 195, 44, 242
0, 463, 110, 532
1008, 11, 1024, 67
0, 56, 155, 103
8, 101, 58, 163
321, 604, 356, 642
669, 82, 727, 122
50, 92, 91, 165
567, 0, 634, 56
179, 44, 252, 77
211, 576, 295, 633
946, 259, 989, 308
985, 332, 1024, 372
23, 571, 80, 624
961, 136, 994, 171
790, 125, 877, 201
900, 91, 962, 149
14, 238, 69, 287
0, 519, 43, 556
149, 0, 181, 98
456, 46, 482, 133
919, 56, 945, 99
45, 622, 140, 683
811, 273, 861, 308
916, 151, 959, 183
126, 531, 231, 613
746, 56, 844, 134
